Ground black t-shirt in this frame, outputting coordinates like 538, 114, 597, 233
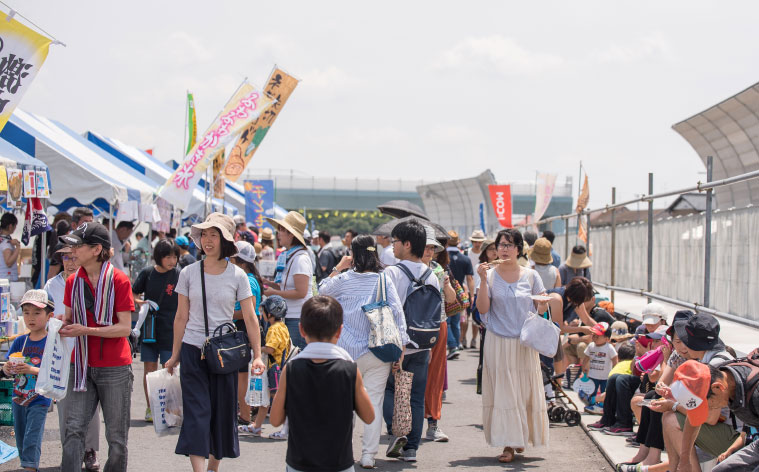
447, 249, 473, 286
179, 253, 196, 269
132, 267, 180, 349
316, 247, 337, 281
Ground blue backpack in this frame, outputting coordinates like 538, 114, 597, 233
396, 264, 442, 349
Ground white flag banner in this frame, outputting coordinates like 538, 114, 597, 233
533, 173, 557, 223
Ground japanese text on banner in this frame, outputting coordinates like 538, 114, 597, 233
245, 180, 274, 230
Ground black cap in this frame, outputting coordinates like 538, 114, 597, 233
666, 309, 694, 337
675, 313, 720, 351
59, 222, 111, 250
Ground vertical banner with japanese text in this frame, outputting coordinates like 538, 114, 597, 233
0, 15, 52, 132
488, 185, 512, 228
244, 180, 274, 230
212, 148, 225, 199
158, 83, 274, 210
223, 68, 298, 181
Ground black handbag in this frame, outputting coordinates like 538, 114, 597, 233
199, 260, 251, 374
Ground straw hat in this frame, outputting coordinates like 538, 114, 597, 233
190, 213, 236, 249
266, 211, 308, 247
447, 230, 460, 246
566, 249, 592, 269
260, 227, 274, 241
529, 237, 553, 265
470, 229, 486, 242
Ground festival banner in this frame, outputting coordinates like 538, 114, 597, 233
212, 148, 225, 199
0, 15, 52, 132
244, 179, 274, 230
186, 92, 197, 155
158, 83, 275, 210
488, 184, 512, 228
223, 68, 299, 181
533, 173, 557, 223
576, 174, 589, 213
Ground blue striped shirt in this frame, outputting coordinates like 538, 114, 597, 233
318, 270, 409, 361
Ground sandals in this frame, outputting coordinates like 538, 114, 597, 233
237, 424, 262, 436
497, 447, 524, 463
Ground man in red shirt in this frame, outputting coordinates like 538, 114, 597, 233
59, 222, 135, 472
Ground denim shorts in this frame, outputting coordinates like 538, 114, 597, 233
140, 343, 172, 364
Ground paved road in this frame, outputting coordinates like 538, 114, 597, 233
1, 346, 611, 471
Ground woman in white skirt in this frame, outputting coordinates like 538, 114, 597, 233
475, 228, 552, 463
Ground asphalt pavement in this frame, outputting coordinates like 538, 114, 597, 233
1, 344, 612, 471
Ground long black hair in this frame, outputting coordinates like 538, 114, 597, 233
351, 235, 383, 273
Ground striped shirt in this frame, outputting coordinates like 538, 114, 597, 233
318, 270, 409, 361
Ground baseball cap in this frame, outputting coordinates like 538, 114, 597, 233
19, 289, 55, 310
59, 222, 111, 250
645, 325, 670, 340
262, 295, 288, 319
233, 214, 246, 225
676, 313, 720, 352
641, 302, 667, 325
234, 241, 256, 263
590, 322, 610, 336
666, 360, 711, 427
175, 236, 189, 247
610, 320, 628, 337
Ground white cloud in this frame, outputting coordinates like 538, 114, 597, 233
590, 33, 673, 64
301, 66, 359, 90
433, 35, 564, 76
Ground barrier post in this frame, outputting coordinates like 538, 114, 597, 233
647, 173, 653, 303
610, 187, 616, 304
704, 156, 713, 307
586, 211, 591, 255
564, 216, 569, 258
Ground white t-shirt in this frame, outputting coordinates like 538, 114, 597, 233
468, 249, 482, 288
380, 245, 398, 266
111, 230, 125, 273
384, 260, 440, 353
0, 238, 18, 281
281, 250, 313, 319
176, 261, 253, 348
44, 273, 67, 316
584, 342, 618, 380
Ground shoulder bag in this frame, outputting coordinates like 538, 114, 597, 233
362, 272, 403, 362
199, 260, 252, 374
518, 269, 560, 357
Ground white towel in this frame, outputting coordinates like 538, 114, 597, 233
295, 342, 354, 362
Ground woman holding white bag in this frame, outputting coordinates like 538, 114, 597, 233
475, 229, 552, 464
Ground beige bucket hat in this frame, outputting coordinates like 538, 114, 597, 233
190, 212, 236, 249
529, 237, 554, 265
266, 211, 308, 247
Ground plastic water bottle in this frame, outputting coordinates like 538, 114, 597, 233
247, 373, 264, 406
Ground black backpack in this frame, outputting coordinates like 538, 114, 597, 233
314, 247, 337, 282
396, 264, 442, 349
720, 348, 759, 427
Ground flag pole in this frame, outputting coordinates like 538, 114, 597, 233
182, 90, 188, 163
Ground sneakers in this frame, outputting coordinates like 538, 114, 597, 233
605, 426, 634, 436
616, 464, 643, 472
587, 421, 608, 431
269, 429, 288, 440
386, 436, 407, 458
144, 407, 153, 423
400, 449, 417, 462
469, 340, 477, 349
83, 449, 100, 471
359, 453, 375, 469
584, 404, 604, 415
425, 423, 449, 442
446, 348, 460, 360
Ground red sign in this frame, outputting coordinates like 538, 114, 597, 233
488, 185, 512, 228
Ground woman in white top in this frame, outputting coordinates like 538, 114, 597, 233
0, 213, 20, 282
319, 234, 408, 468
475, 229, 557, 464
263, 212, 313, 350
165, 213, 264, 472
529, 237, 561, 289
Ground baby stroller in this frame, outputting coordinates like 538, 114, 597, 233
541, 362, 582, 427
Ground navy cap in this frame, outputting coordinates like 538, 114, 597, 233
59, 222, 111, 250
676, 313, 720, 352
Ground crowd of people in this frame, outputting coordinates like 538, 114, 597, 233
0, 208, 757, 472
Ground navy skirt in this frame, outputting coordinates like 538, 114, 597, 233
175, 343, 240, 459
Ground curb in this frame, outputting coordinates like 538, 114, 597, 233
579, 420, 616, 470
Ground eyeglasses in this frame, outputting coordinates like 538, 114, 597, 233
391, 238, 400, 244
497, 243, 516, 250
61, 254, 74, 261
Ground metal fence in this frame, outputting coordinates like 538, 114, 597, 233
524, 157, 759, 328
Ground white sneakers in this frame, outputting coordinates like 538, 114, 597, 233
359, 453, 375, 469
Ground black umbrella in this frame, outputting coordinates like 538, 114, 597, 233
372, 216, 449, 240
377, 200, 429, 220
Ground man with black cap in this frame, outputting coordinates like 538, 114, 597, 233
59, 222, 136, 472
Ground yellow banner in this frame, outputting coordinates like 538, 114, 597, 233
223, 68, 298, 181
0, 15, 52, 132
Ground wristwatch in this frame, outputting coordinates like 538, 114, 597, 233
671, 401, 679, 412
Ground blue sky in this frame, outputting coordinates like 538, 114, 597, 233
14, 0, 759, 209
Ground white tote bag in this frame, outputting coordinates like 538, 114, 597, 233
36, 318, 73, 400
520, 310, 560, 357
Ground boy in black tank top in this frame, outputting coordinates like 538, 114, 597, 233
270, 296, 375, 472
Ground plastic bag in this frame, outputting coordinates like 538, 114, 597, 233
36, 318, 73, 400
246, 367, 269, 407
519, 311, 560, 357
146, 368, 183, 436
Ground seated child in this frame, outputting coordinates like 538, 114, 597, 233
240, 295, 290, 437
582, 322, 618, 410
269, 296, 374, 472
1, 290, 55, 471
